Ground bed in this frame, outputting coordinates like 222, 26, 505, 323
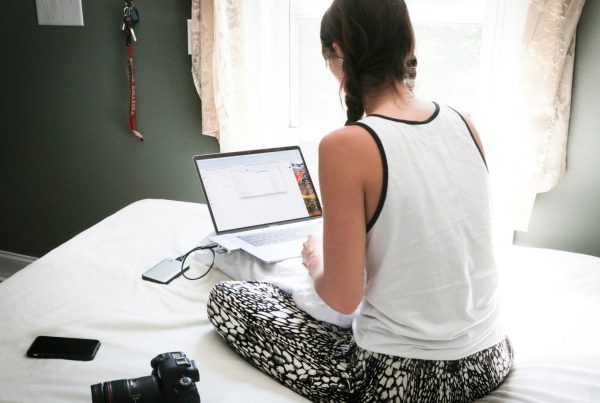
0, 199, 599, 402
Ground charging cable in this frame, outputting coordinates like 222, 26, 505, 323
176, 243, 218, 281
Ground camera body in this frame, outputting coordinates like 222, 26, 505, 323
151, 352, 200, 402
91, 351, 200, 403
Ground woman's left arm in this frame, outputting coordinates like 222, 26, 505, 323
302, 127, 372, 315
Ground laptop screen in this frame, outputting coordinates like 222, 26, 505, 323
194, 147, 322, 233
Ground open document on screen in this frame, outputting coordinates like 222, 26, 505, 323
196, 149, 321, 233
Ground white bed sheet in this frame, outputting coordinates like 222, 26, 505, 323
0, 199, 598, 402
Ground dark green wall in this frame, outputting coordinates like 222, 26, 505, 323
514, 1, 600, 257
0, 1, 218, 257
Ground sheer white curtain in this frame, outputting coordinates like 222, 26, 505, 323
191, 0, 281, 153
481, 0, 585, 240
515, 0, 586, 229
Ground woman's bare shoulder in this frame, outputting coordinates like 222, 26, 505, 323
319, 124, 378, 156
453, 108, 486, 156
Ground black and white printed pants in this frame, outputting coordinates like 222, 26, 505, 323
207, 281, 513, 403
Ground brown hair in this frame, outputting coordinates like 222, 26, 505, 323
320, 0, 417, 125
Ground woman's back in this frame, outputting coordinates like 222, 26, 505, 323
353, 103, 504, 360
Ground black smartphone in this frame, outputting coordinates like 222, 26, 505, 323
26, 336, 100, 361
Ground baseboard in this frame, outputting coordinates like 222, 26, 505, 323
0, 250, 37, 280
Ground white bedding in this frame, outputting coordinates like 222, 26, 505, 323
0, 199, 599, 402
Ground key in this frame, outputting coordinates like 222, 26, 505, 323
123, 14, 133, 28
123, 15, 137, 42
129, 28, 137, 42
122, 5, 131, 30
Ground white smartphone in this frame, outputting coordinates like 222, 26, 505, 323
142, 259, 188, 284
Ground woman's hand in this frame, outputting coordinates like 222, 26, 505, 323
302, 234, 323, 278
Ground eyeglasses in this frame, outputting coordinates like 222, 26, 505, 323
178, 246, 216, 281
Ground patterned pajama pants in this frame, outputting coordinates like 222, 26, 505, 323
207, 281, 513, 403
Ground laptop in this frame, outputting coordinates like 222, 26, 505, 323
193, 146, 323, 263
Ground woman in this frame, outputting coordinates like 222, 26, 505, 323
208, 0, 513, 401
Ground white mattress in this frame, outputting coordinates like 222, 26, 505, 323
0, 199, 599, 402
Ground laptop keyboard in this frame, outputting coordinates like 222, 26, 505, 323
239, 226, 312, 247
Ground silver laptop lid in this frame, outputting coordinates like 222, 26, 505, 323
193, 146, 322, 234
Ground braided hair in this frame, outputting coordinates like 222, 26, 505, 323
320, 0, 417, 125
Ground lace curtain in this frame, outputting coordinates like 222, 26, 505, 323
190, 0, 217, 140
191, 0, 279, 153
514, 0, 586, 230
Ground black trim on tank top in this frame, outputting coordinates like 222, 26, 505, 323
367, 102, 440, 125
448, 106, 488, 172
352, 122, 388, 232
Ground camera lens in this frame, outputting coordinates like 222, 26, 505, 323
91, 376, 161, 403
90, 382, 106, 403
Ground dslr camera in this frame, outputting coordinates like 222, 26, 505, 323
91, 352, 200, 403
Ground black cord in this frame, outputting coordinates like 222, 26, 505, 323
178, 244, 216, 281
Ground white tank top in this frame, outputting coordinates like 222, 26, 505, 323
352, 103, 504, 360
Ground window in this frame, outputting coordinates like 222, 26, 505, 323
407, 0, 487, 113
289, 0, 345, 131
278, 0, 495, 142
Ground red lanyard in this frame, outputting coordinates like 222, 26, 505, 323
123, 2, 144, 141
